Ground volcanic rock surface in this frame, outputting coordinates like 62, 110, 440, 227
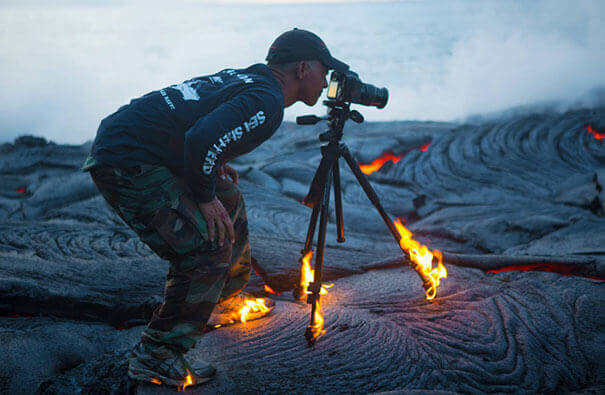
0, 108, 604, 393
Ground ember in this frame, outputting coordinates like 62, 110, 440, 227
16, 188, 26, 194
150, 377, 162, 385
359, 150, 403, 174
587, 124, 604, 140
393, 219, 447, 299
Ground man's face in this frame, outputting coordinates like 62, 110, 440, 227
299, 61, 329, 106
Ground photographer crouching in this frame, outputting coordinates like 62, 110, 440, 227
81, 28, 350, 388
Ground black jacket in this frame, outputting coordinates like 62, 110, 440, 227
90, 63, 284, 202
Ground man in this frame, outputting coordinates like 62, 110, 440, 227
82, 28, 348, 388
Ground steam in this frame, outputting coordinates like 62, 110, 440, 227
0, 0, 602, 144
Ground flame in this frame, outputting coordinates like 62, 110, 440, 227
264, 284, 280, 295
178, 371, 194, 391
309, 299, 326, 339
299, 251, 334, 341
300, 251, 314, 296
299, 251, 333, 297
238, 298, 270, 323
587, 124, 604, 140
150, 377, 162, 385
393, 219, 447, 300
359, 151, 403, 174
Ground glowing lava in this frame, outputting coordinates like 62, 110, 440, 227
238, 298, 270, 323
587, 124, 604, 140
393, 219, 447, 300
359, 151, 403, 174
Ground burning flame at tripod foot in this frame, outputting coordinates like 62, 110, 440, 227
308, 300, 327, 339
394, 219, 447, 300
300, 251, 333, 296
299, 251, 333, 341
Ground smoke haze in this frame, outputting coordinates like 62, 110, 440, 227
0, 0, 603, 144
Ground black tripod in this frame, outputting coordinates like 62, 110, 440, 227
296, 100, 433, 344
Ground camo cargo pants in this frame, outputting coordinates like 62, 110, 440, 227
88, 163, 250, 355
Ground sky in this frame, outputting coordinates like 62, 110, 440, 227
0, 0, 603, 144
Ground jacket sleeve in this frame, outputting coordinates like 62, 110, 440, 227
183, 89, 283, 203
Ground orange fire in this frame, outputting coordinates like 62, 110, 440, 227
308, 299, 326, 339
587, 124, 604, 140
264, 284, 279, 294
299, 251, 333, 297
150, 377, 162, 385
238, 298, 270, 323
178, 371, 194, 391
359, 151, 403, 174
299, 250, 334, 341
393, 219, 447, 300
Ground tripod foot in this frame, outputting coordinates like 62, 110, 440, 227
304, 326, 317, 345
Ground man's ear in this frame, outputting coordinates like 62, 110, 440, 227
296, 61, 307, 80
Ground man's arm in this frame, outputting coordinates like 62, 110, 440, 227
183, 89, 283, 245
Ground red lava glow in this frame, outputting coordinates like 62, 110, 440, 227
16, 188, 26, 194
359, 150, 403, 174
587, 125, 604, 140
359, 144, 431, 175
487, 263, 605, 281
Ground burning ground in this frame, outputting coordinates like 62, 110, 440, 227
0, 108, 604, 393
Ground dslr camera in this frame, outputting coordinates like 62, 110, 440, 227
326, 71, 388, 109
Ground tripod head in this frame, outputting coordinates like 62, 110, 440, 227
296, 100, 364, 143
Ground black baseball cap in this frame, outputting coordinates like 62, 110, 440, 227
266, 28, 349, 73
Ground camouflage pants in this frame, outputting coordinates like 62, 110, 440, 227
89, 164, 250, 355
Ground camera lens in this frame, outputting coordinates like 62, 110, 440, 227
359, 84, 389, 109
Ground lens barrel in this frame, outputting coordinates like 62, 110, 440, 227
359, 83, 388, 109
333, 71, 388, 109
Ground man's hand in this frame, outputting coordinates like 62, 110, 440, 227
198, 197, 235, 247
218, 164, 238, 184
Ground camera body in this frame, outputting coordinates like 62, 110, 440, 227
326, 71, 388, 109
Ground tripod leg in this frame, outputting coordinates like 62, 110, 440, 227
340, 146, 400, 242
306, 170, 332, 343
333, 157, 345, 243
303, 204, 320, 253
